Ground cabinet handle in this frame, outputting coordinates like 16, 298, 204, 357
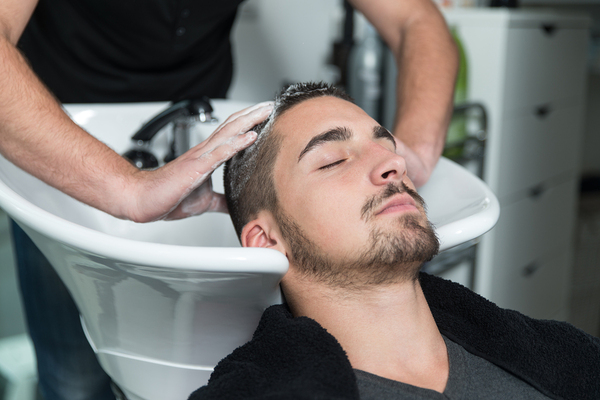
522, 262, 540, 278
529, 184, 546, 199
534, 104, 552, 118
541, 23, 558, 36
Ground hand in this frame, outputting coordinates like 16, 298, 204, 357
393, 138, 436, 188
128, 102, 274, 222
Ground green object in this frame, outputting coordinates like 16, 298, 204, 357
444, 27, 469, 159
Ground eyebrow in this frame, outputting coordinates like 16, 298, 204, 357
374, 125, 397, 150
297, 125, 396, 162
298, 126, 351, 162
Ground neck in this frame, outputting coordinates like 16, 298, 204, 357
282, 270, 449, 393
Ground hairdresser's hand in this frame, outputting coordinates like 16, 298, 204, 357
128, 102, 273, 222
392, 137, 438, 188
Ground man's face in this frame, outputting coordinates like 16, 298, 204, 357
270, 96, 438, 286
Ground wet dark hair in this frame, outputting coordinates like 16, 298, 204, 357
224, 82, 353, 239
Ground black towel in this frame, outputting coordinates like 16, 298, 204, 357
421, 273, 600, 400
189, 305, 358, 400
189, 272, 600, 400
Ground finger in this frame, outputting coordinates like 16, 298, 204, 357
216, 101, 274, 128
172, 130, 257, 196
207, 193, 228, 213
165, 188, 228, 220
156, 130, 256, 218
197, 104, 270, 152
392, 136, 407, 156
194, 130, 257, 175
207, 103, 273, 140
162, 179, 214, 220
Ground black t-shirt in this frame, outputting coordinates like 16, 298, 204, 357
18, 0, 244, 103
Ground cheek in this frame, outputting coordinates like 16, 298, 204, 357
277, 167, 367, 243
294, 186, 363, 241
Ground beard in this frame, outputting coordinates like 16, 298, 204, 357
275, 183, 440, 289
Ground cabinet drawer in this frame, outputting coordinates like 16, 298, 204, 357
490, 247, 571, 320
503, 27, 588, 111
494, 105, 584, 198
491, 178, 577, 268
486, 179, 577, 318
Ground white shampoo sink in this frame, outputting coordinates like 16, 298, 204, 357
0, 100, 498, 400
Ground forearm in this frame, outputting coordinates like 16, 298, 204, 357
0, 35, 138, 219
349, 0, 458, 186
392, 9, 457, 186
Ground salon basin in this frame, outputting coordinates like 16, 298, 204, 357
420, 157, 499, 250
0, 100, 498, 400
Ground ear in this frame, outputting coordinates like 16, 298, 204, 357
241, 211, 287, 254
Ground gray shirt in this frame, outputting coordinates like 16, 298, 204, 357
355, 336, 551, 400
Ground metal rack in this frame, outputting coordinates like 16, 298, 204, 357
422, 102, 488, 289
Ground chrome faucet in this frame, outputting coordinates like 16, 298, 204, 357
123, 97, 217, 169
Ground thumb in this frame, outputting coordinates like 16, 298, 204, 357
207, 193, 228, 213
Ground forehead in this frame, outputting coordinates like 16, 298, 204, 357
272, 96, 377, 155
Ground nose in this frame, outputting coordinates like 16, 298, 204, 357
369, 148, 408, 186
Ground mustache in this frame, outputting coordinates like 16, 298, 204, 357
361, 182, 426, 221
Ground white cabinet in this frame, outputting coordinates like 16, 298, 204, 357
442, 9, 590, 320
503, 26, 588, 112
487, 178, 577, 318
495, 104, 584, 198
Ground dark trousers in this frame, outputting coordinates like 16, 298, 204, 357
11, 220, 114, 400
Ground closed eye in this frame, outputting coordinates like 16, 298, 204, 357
319, 159, 346, 170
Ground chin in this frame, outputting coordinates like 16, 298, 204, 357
373, 214, 440, 264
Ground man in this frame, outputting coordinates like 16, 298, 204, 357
1, 1, 457, 398
189, 82, 600, 400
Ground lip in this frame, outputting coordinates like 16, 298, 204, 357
375, 194, 418, 216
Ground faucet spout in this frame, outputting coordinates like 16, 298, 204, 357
131, 97, 214, 142
123, 97, 216, 169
